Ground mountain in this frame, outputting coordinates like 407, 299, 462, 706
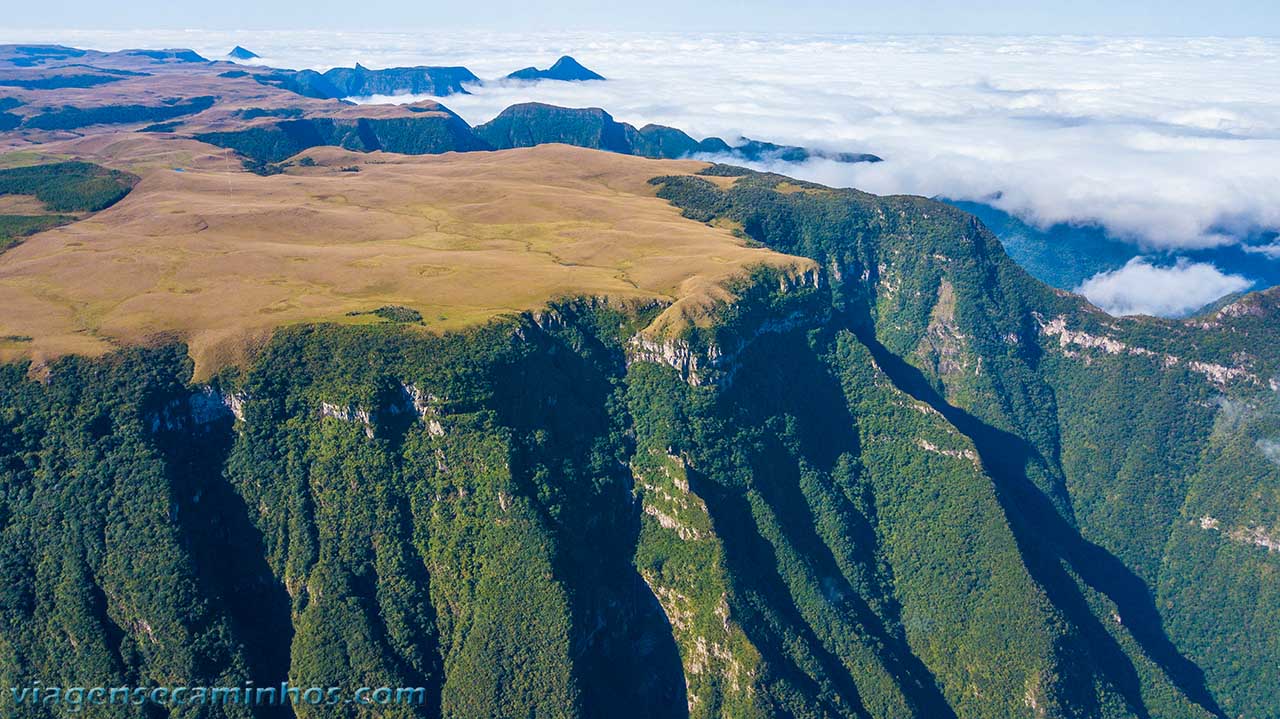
258, 57, 607, 100
249, 64, 479, 100
733, 138, 883, 164
194, 105, 489, 167
506, 55, 606, 81
474, 102, 631, 152
4, 154, 1279, 719
321, 63, 479, 97
122, 48, 207, 63
250, 68, 344, 99
191, 100, 879, 170
474, 102, 880, 164
3, 43, 1280, 719
228, 45, 260, 60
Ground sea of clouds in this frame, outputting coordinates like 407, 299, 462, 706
5, 29, 1278, 316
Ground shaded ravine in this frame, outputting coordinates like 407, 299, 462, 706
720, 331, 959, 719
849, 313, 1226, 719
495, 322, 691, 717
152, 409, 298, 718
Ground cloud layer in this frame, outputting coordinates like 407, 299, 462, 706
4, 30, 1278, 313
1075, 258, 1252, 316
7, 30, 1276, 250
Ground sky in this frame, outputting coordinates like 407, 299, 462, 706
5, 0, 1279, 35
1, 21, 1278, 315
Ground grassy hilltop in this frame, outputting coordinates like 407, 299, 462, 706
0, 43, 1278, 719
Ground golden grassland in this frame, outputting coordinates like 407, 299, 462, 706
0, 141, 810, 378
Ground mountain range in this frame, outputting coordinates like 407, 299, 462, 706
235, 50, 604, 99
0, 42, 1277, 719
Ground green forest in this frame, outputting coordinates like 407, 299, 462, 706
0, 161, 138, 252
1, 166, 1278, 718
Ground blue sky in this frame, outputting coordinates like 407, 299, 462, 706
6, 0, 1279, 35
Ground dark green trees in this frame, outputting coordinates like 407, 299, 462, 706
2, 166, 1278, 718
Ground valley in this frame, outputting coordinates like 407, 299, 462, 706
0, 41, 1277, 719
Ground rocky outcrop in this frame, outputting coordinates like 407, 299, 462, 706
317, 382, 447, 439
1037, 313, 1262, 387
318, 401, 375, 438
1195, 515, 1279, 552
147, 386, 240, 432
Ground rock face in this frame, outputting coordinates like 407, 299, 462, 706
5, 163, 1280, 719
505, 55, 605, 81
227, 45, 260, 61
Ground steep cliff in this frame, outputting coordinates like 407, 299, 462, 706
1, 165, 1277, 719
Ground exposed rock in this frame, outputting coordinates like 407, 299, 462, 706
319, 401, 375, 438
1037, 313, 1261, 387
1230, 525, 1280, 552
916, 438, 980, 468
917, 279, 970, 377
147, 386, 238, 432
1194, 515, 1278, 552
1187, 360, 1252, 386
628, 266, 824, 386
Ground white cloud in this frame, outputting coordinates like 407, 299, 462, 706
4, 30, 1279, 254
1074, 258, 1252, 317
1244, 243, 1280, 259
1258, 439, 1280, 466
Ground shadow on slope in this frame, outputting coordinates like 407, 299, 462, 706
151, 409, 296, 717
848, 310, 1225, 719
493, 318, 690, 718
711, 330, 958, 718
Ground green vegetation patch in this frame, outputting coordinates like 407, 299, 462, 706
196, 114, 486, 164
23, 95, 216, 130
137, 121, 181, 133
696, 163, 754, 177
347, 305, 424, 323
236, 107, 305, 120
0, 160, 139, 212
0, 214, 74, 251
0, 161, 139, 252
0, 73, 126, 90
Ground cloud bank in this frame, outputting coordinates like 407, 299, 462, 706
4, 30, 1278, 313
1258, 439, 1280, 466
1074, 258, 1252, 316
7, 30, 1277, 250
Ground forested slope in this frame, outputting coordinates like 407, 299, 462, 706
1, 165, 1277, 719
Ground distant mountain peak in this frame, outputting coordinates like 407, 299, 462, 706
227, 46, 259, 61
505, 55, 605, 82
